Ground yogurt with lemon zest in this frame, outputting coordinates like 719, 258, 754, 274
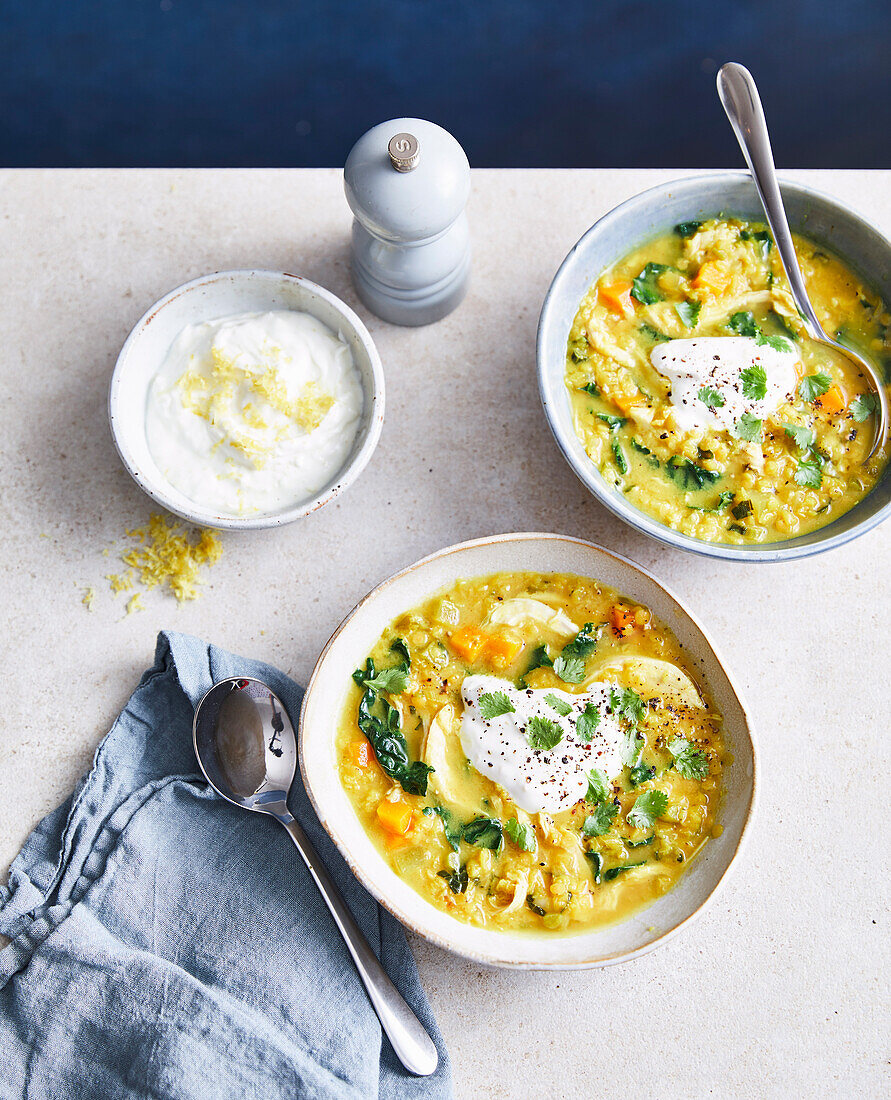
146, 310, 363, 516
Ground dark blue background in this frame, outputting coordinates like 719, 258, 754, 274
4, 0, 889, 168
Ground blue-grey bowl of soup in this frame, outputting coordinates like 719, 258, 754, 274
537, 172, 891, 561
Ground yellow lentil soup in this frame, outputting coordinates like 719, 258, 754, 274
565, 217, 891, 543
337, 572, 728, 934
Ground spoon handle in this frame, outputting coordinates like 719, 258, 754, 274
716, 62, 823, 336
280, 816, 439, 1078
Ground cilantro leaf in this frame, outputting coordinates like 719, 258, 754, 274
620, 730, 644, 767
798, 372, 832, 403
585, 767, 611, 803
611, 438, 629, 475
668, 737, 710, 780
553, 655, 586, 684
850, 393, 878, 422
576, 702, 601, 743
562, 622, 602, 659
609, 687, 647, 725
545, 693, 572, 717
630, 262, 669, 305
462, 817, 503, 850
627, 789, 669, 830
794, 456, 823, 489
728, 311, 759, 338
757, 332, 793, 353
740, 364, 768, 401
478, 691, 515, 720
784, 424, 817, 451
676, 300, 702, 328
526, 715, 564, 751
582, 801, 619, 837
734, 413, 763, 443
597, 413, 627, 430
359, 667, 409, 694
674, 220, 703, 237
505, 817, 537, 853
698, 385, 725, 411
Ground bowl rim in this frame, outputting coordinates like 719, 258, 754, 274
536, 171, 891, 562
298, 531, 758, 970
107, 268, 385, 530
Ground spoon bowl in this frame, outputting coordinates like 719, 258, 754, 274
717, 61, 889, 457
192, 676, 439, 1078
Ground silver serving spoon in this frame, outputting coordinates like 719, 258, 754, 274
717, 61, 888, 458
193, 676, 438, 1078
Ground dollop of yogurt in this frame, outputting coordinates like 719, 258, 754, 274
146, 310, 363, 517
650, 336, 800, 433
460, 674, 627, 814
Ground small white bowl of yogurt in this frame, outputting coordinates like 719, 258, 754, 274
109, 270, 384, 529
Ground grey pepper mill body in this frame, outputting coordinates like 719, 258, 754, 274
344, 118, 471, 327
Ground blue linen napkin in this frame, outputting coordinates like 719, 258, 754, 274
0, 631, 452, 1099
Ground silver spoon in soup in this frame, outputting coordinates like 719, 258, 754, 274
717, 61, 888, 458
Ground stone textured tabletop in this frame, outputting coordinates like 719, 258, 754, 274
0, 169, 887, 1098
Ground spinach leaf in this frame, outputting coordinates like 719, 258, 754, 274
526, 895, 547, 916
424, 805, 462, 850
603, 861, 646, 881
612, 439, 629, 475
356, 687, 432, 796
676, 300, 702, 328
586, 850, 604, 883
580, 381, 600, 397
518, 644, 552, 688
739, 228, 773, 259
674, 220, 703, 238
626, 835, 654, 848
629, 760, 656, 788
597, 413, 627, 430
640, 322, 671, 343
462, 817, 503, 850
664, 456, 721, 490
438, 866, 468, 894
631, 262, 669, 305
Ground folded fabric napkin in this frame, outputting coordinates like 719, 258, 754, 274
0, 632, 452, 1099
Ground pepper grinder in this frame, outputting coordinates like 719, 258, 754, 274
344, 118, 471, 327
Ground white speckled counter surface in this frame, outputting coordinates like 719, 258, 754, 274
0, 169, 888, 1097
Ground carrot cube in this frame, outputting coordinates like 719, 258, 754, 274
611, 604, 636, 636
449, 625, 487, 662
692, 261, 732, 297
815, 385, 846, 415
598, 280, 635, 317
376, 799, 413, 835
483, 632, 523, 668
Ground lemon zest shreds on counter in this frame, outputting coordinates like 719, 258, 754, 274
106, 571, 134, 594
125, 593, 145, 615
82, 586, 96, 611
118, 513, 223, 602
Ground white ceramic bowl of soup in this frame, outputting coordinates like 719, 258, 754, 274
537, 173, 891, 561
108, 269, 385, 530
299, 532, 757, 969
